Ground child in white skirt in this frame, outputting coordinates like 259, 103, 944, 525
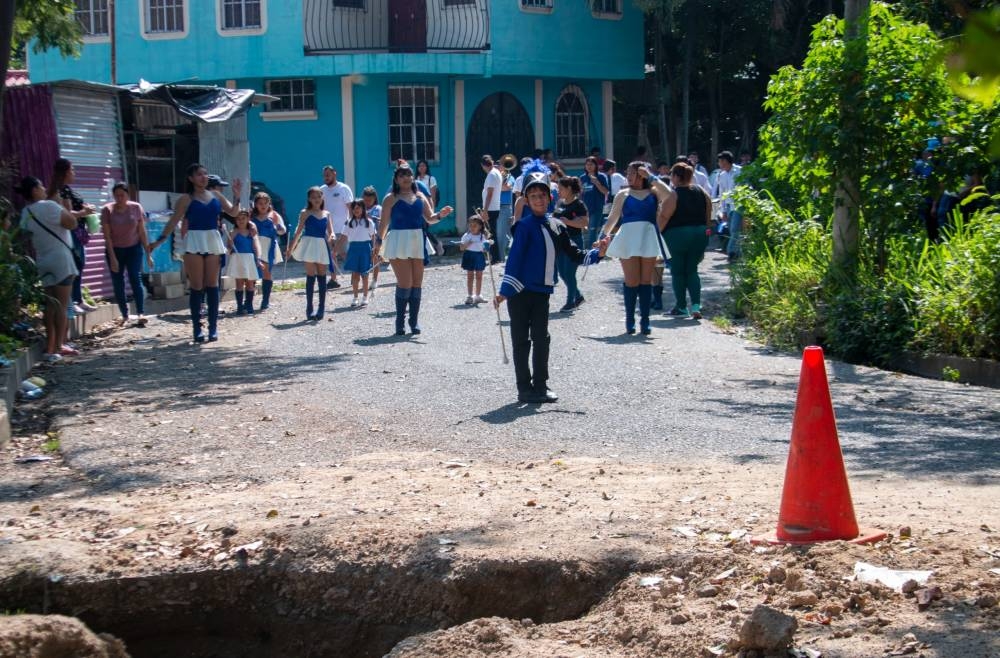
286, 186, 334, 321
460, 215, 490, 304
343, 200, 377, 307
226, 208, 263, 315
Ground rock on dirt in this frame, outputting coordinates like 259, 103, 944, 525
0, 614, 129, 658
738, 604, 798, 652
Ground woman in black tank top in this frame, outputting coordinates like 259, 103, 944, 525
661, 163, 712, 319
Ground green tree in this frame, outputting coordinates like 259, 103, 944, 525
1, 0, 82, 138
759, 2, 957, 271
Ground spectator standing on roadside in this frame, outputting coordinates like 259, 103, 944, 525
100, 182, 153, 325
661, 163, 713, 319
47, 158, 96, 315
17, 176, 78, 362
580, 156, 609, 245
688, 151, 708, 179
713, 151, 743, 263
479, 155, 503, 263
602, 160, 628, 198
678, 155, 711, 195
320, 165, 353, 289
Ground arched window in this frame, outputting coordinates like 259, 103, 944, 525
554, 86, 588, 159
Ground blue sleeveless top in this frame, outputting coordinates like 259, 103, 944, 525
187, 196, 221, 231
232, 232, 255, 254
619, 193, 658, 225
252, 216, 279, 239
389, 196, 425, 231
302, 214, 329, 238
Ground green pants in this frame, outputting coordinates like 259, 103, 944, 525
663, 225, 709, 310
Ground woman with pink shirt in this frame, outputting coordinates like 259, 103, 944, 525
101, 183, 153, 324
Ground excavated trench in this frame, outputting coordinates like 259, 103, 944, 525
1, 555, 657, 657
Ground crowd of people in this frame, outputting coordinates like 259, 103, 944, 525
15, 146, 749, 402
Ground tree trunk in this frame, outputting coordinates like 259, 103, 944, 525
680, 28, 691, 155
708, 77, 719, 163
832, 0, 870, 272
0, 1, 15, 142
654, 14, 670, 162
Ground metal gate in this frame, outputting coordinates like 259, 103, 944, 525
198, 115, 251, 208
388, 0, 427, 52
465, 92, 535, 218
52, 85, 126, 299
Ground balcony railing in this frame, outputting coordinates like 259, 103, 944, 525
304, 0, 490, 55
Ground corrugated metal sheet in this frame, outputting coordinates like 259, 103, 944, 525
53, 87, 126, 299
199, 115, 250, 207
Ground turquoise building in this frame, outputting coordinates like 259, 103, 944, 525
30, 0, 644, 232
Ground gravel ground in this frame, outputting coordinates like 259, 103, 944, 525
45, 248, 1000, 490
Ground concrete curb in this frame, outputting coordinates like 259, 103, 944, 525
892, 351, 1000, 389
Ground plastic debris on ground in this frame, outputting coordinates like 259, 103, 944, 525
853, 561, 933, 593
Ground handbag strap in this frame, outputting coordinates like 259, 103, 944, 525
26, 205, 74, 254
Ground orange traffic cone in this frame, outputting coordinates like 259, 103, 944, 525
753, 346, 885, 545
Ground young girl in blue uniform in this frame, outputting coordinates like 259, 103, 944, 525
460, 215, 489, 305
598, 162, 674, 336
286, 187, 334, 321
361, 186, 383, 297
251, 192, 286, 311
343, 200, 377, 307
150, 163, 242, 343
226, 208, 263, 315
494, 173, 603, 404
378, 163, 453, 335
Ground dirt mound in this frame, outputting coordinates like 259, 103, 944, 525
0, 614, 129, 658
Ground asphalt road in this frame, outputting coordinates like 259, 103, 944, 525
48, 249, 1000, 492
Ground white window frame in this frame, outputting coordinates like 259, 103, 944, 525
591, 0, 623, 20
388, 85, 440, 164
519, 0, 553, 13
139, 0, 189, 40
554, 85, 589, 161
76, 0, 111, 42
217, 0, 267, 36
261, 79, 318, 121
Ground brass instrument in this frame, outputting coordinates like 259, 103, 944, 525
499, 153, 517, 171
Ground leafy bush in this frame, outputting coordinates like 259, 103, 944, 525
733, 188, 1000, 364
0, 195, 46, 348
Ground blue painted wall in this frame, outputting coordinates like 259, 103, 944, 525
30, 2, 643, 84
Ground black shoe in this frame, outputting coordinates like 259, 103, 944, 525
519, 389, 558, 404
558, 302, 575, 313
329, 279, 341, 289
395, 329, 406, 336
668, 307, 687, 316
574, 296, 585, 308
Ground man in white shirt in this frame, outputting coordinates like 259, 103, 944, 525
688, 151, 709, 179
712, 151, 743, 262
479, 154, 502, 262
601, 160, 628, 198
320, 165, 353, 287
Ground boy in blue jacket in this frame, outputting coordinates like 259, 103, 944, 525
494, 173, 603, 404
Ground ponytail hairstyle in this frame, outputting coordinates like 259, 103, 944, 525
558, 176, 582, 196
185, 163, 207, 195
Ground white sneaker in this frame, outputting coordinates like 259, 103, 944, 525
80, 301, 98, 311
43, 353, 63, 363
465, 296, 474, 305
350, 297, 360, 307
360, 296, 368, 307
474, 294, 486, 304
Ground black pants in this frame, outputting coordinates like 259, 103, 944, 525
508, 290, 550, 394
486, 210, 501, 263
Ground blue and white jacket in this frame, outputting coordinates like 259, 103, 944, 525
499, 212, 601, 298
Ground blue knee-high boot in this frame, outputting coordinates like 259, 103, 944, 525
189, 289, 204, 342
244, 288, 255, 315
235, 290, 245, 315
305, 275, 316, 319
638, 284, 653, 335
205, 287, 220, 341
408, 287, 422, 334
394, 286, 410, 335
315, 277, 327, 320
623, 285, 638, 334
261, 279, 273, 310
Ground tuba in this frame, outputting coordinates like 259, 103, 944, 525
499, 153, 516, 185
